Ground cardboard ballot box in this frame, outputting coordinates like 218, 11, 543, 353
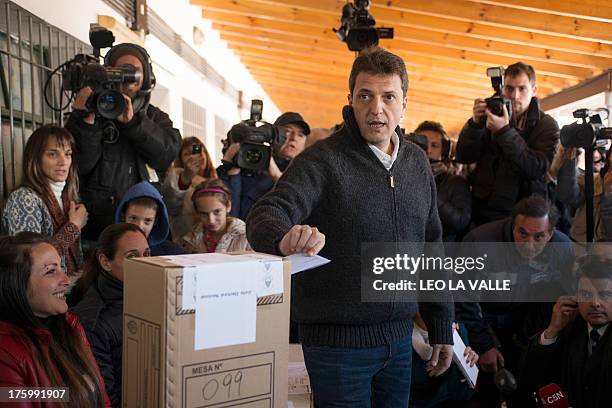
122, 253, 290, 408
288, 345, 313, 408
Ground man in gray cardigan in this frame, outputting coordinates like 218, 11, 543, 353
247, 47, 454, 407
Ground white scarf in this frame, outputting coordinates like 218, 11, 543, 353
48, 180, 66, 210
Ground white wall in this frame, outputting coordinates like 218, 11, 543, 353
12, 0, 125, 42
12, 0, 279, 164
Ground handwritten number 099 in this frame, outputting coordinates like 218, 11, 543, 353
202, 371, 243, 400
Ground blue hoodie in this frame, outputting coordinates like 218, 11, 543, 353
114, 181, 184, 256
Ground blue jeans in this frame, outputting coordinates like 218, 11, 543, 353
302, 335, 412, 408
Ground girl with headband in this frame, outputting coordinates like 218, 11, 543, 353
181, 179, 251, 253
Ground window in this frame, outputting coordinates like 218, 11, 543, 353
182, 98, 206, 141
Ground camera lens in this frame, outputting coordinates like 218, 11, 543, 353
244, 147, 264, 164
96, 89, 126, 119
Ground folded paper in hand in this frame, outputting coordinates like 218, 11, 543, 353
452, 329, 479, 389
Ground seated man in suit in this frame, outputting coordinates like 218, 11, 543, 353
522, 255, 612, 408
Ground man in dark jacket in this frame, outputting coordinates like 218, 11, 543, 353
65, 43, 181, 240
456, 62, 559, 226
218, 112, 310, 220
521, 255, 611, 408
247, 46, 454, 407
413, 120, 471, 242
457, 195, 574, 407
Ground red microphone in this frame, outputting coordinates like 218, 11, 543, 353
535, 383, 570, 408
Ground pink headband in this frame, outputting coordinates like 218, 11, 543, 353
194, 188, 226, 196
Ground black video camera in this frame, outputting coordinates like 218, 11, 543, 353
404, 132, 428, 153
333, 0, 394, 52
223, 100, 285, 173
61, 26, 141, 119
560, 108, 612, 149
485, 67, 513, 121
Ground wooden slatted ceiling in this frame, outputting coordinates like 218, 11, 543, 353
191, 0, 612, 136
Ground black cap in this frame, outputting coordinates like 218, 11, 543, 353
274, 112, 311, 136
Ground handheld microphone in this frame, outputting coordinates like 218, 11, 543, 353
534, 383, 569, 408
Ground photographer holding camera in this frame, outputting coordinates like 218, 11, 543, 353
456, 62, 559, 226
65, 43, 181, 241
217, 111, 310, 220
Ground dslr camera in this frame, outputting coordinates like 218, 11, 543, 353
485, 67, 513, 121
222, 100, 285, 173
60, 26, 141, 120
560, 108, 612, 149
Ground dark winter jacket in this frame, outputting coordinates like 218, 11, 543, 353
457, 218, 574, 353
247, 105, 454, 348
114, 181, 184, 256
435, 170, 472, 241
65, 104, 181, 240
72, 271, 123, 408
456, 98, 559, 225
521, 317, 612, 408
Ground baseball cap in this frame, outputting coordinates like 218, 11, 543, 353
274, 112, 311, 136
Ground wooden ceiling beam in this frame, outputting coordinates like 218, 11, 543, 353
215, 23, 598, 90
245, 65, 481, 109
247, 67, 476, 110
240, 52, 492, 93
208, 21, 579, 91
239, 55, 509, 95
382, 0, 612, 43
203, 9, 612, 59
209, 12, 612, 70
250, 69, 481, 108
463, 0, 612, 22
194, 0, 612, 45
233, 47, 569, 94
198, 2, 599, 79
220, 32, 591, 81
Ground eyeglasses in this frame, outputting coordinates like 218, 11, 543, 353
577, 289, 612, 302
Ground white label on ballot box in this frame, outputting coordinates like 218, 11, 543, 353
161, 254, 283, 310
195, 262, 257, 350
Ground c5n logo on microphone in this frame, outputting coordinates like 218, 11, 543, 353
536, 383, 569, 408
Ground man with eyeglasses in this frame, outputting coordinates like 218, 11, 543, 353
522, 255, 612, 408
456, 62, 560, 226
